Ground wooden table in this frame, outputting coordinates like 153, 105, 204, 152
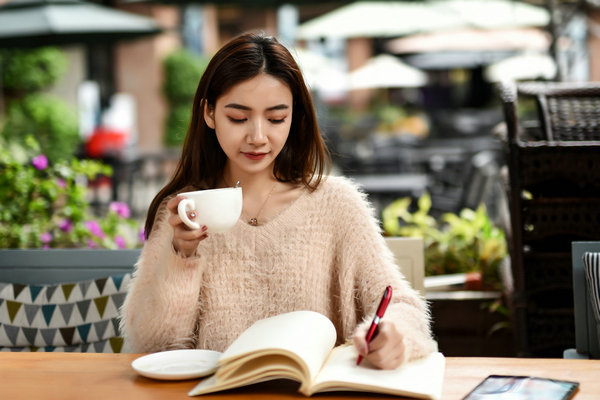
0, 352, 598, 399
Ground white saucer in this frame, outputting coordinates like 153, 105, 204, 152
131, 349, 222, 380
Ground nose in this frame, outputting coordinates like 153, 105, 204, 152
247, 118, 268, 144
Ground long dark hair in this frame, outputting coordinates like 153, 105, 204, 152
144, 32, 330, 237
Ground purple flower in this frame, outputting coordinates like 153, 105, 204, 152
139, 227, 146, 243
58, 219, 73, 232
40, 232, 52, 244
85, 220, 105, 238
109, 202, 131, 218
32, 154, 48, 170
115, 235, 126, 249
87, 239, 97, 249
57, 178, 67, 188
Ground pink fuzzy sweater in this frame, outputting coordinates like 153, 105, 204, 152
120, 175, 436, 361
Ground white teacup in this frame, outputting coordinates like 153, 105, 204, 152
177, 187, 242, 233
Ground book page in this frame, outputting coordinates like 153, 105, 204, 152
219, 311, 336, 383
309, 346, 445, 400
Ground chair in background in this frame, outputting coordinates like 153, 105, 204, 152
498, 81, 600, 357
385, 237, 425, 295
564, 242, 600, 359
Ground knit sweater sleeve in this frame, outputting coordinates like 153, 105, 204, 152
332, 177, 437, 362
119, 200, 206, 352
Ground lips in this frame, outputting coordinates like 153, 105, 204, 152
243, 152, 268, 161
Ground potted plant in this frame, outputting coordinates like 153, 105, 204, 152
0, 135, 144, 249
382, 193, 514, 356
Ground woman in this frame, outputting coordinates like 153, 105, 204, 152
120, 32, 436, 369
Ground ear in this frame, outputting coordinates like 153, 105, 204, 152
203, 101, 216, 129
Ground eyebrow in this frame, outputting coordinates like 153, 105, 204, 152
224, 103, 290, 111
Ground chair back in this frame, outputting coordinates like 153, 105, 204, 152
498, 81, 600, 357
568, 242, 600, 359
384, 237, 425, 294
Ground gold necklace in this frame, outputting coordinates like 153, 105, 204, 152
248, 182, 277, 226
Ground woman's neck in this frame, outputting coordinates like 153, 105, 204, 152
222, 166, 275, 193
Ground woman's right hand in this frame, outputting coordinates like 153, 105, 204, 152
167, 195, 208, 258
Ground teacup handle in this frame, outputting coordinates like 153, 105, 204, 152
177, 198, 200, 230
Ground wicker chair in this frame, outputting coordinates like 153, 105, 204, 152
498, 81, 600, 357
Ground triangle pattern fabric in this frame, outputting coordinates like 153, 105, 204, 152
22, 327, 38, 345
41, 304, 56, 326
29, 285, 44, 302
45, 285, 58, 302
59, 327, 76, 346
78, 323, 92, 343
111, 293, 127, 311
94, 296, 109, 319
12, 284, 26, 299
6, 301, 22, 323
94, 320, 109, 340
78, 281, 92, 298
40, 328, 57, 347
1, 273, 131, 353
112, 275, 125, 291
24, 304, 40, 325
95, 278, 108, 295
110, 337, 124, 353
111, 318, 119, 336
3, 324, 19, 346
76, 299, 91, 321
59, 303, 75, 325
61, 283, 76, 301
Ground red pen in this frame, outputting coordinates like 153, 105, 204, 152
356, 285, 392, 366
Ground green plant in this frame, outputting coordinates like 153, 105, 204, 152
0, 46, 80, 162
2, 94, 80, 163
382, 193, 507, 289
0, 135, 144, 249
162, 49, 208, 147
164, 103, 192, 147
0, 47, 67, 94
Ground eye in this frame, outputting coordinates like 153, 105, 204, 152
227, 117, 247, 123
269, 118, 286, 124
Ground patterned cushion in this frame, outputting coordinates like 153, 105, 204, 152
583, 252, 600, 324
0, 273, 131, 352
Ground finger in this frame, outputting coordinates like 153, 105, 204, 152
166, 195, 184, 213
176, 226, 207, 241
365, 321, 392, 352
168, 211, 199, 229
367, 344, 403, 369
173, 233, 208, 257
353, 331, 368, 357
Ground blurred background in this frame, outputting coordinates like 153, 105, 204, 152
2, 0, 596, 220
1, 0, 599, 358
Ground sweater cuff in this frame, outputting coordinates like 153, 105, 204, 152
171, 243, 202, 262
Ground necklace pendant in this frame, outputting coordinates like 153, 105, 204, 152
248, 218, 258, 226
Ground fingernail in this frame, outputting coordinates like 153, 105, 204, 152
201, 225, 207, 232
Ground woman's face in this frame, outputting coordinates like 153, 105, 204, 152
204, 73, 293, 178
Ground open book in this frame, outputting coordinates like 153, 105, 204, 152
189, 310, 445, 399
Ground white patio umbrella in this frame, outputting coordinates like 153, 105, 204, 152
290, 46, 348, 101
387, 27, 551, 54
349, 54, 427, 90
485, 52, 557, 82
297, 0, 549, 40
0, 0, 162, 48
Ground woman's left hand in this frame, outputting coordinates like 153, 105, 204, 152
353, 320, 408, 369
